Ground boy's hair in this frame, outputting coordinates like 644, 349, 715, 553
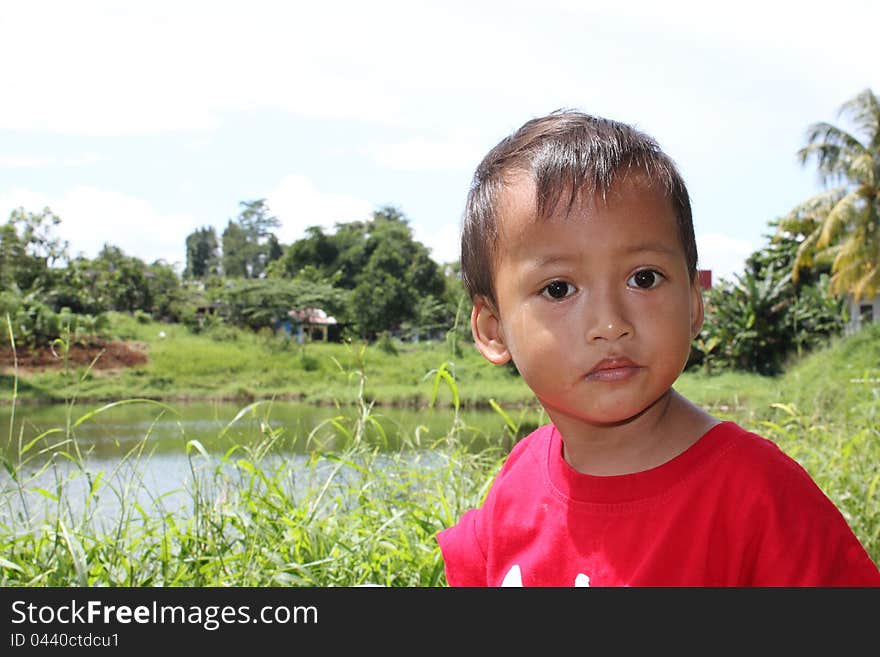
460, 109, 697, 304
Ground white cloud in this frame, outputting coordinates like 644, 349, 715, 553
368, 138, 484, 172
0, 186, 197, 270
0, 153, 106, 168
554, 0, 876, 63
696, 233, 754, 284
412, 220, 460, 265
0, 188, 51, 219
265, 175, 374, 244
3, 0, 875, 138
0, 3, 388, 134
0, 1, 574, 135
0, 155, 58, 168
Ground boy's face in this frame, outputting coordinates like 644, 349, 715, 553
471, 172, 703, 428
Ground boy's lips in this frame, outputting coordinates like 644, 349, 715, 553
585, 357, 642, 382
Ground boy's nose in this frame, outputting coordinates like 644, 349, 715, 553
587, 319, 632, 342
585, 293, 633, 342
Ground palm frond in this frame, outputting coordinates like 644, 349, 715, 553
817, 189, 864, 248
813, 244, 838, 269
784, 89, 880, 300
791, 230, 821, 283
850, 264, 880, 301
781, 187, 847, 223
784, 88, 880, 301
829, 220, 877, 297
799, 122, 866, 185
838, 88, 880, 147
849, 155, 877, 189
833, 252, 878, 299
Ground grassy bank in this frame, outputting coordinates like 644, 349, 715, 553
1, 312, 537, 408
1, 316, 878, 585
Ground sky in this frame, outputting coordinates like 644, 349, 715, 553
1, 0, 877, 284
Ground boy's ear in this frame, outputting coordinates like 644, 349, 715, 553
689, 278, 705, 339
471, 297, 512, 365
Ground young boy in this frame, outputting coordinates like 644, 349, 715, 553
436, 110, 880, 587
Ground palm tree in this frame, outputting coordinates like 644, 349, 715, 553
778, 88, 880, 300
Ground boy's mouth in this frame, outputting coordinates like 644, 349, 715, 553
585, 357, 642, 382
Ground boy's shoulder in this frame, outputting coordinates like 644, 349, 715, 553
501, 420, 812, 483
690, 422, 849, 517
510, 422, 555, 450
708, 421, 815, 477
494, 420, 822, 494
499, 423, 555, 470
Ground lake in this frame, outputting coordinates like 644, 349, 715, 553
0, 398, 543, 521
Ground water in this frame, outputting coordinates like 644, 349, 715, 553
0, 398, 542, 522
1, 398, 538, 456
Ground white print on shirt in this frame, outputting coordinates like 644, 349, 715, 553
501, 564, 591, 587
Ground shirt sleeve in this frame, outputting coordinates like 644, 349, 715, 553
436, 509, 488, 586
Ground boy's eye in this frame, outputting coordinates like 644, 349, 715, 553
541, 280, 574, 299
627, 269, 664, 289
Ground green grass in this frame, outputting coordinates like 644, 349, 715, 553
2, 312, 537, 408
0, 341, 506, 586
1, 315, 877, 585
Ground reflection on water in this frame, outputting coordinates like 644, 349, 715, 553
1, 398, 540, 456
1, 399, 543, 521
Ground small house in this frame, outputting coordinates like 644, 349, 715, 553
279, 307, 339, 342
845, 294, 879, 335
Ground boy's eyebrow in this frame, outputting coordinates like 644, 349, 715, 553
532, 242, 681, 267
621, 242, 681, 257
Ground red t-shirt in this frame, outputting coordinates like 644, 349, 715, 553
436, 422, 880, 586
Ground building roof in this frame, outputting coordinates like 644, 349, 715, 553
287, 307, 337, 325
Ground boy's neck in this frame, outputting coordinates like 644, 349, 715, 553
549, 390, 719, 476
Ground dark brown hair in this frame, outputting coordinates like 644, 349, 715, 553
460, 109, 697, 304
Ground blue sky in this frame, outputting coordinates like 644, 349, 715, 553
1, 0, 877, 284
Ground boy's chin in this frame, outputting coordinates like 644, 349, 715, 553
543, 392, 673, 428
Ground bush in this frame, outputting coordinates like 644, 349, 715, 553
134, 309, 152, 324
376, 331, 399, 356
694, 228, 845, 375
2, 290, 109, 349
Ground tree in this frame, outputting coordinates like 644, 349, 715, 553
184, 226, 220, 279
267, 225, 339, 279
0, 207, 69, 291
345, 206, 445, 337
221, 199, 281, 279
265, 233, 283, 266
44, 255, 107, 315
266, 206, 446, 337
213, 278, 349, 331
9, 207, 68, 266
90, 244, 152, 312
221, 220, 249, 278
0, 221, 24, 289
778, 88, 880, 300
145, 260, 184, 320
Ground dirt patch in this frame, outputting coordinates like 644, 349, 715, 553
0, 339, 149, 372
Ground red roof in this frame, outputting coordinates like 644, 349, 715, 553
698, 270, 712, 290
